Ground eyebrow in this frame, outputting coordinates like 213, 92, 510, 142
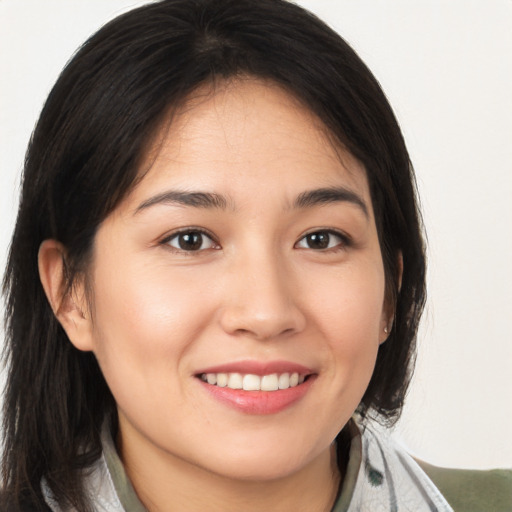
293, 187, 369, 217
135, 190, 229, 214
134, 186, 368, 217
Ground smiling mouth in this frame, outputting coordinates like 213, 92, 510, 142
198, 372, 309, 391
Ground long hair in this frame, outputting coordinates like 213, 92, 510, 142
2, 0, 426, 509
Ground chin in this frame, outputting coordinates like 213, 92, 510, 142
196, 433, 325, 482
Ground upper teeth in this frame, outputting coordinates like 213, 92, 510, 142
200, 372, 306, 391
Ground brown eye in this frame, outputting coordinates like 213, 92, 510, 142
296, 230, 346, 250
166, 231, 217, 251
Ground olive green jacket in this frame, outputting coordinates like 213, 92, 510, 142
418, 459, 512, 512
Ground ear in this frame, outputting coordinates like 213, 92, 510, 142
38, 239, 95, 352
379, 251, 403, 344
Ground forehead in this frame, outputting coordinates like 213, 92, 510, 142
129, 78, 372, 211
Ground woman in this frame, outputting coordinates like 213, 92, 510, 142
0, 0, 456, 510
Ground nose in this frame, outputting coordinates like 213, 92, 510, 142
218, 253, 306, 341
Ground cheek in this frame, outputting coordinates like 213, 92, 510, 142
312, 260, 385, 331
88, 255, 216, 387
306, 260, 385, 370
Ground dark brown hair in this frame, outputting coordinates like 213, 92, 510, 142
2, 0, 425, 509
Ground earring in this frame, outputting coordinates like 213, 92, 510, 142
384, 326, 389, 334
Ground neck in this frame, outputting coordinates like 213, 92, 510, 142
117, 425, 342, 512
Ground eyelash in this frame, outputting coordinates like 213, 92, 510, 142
160, 228, 220, 253
294, 229, 351, 252
159, 228, 351, 253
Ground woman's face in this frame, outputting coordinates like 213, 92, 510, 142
77, 79, 389, 481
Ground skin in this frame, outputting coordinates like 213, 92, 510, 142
39, 79, 391, 512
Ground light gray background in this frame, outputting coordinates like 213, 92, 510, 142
1, 0, 511, 469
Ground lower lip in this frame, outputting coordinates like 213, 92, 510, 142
199, 376, 315, 415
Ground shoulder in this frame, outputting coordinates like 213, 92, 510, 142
416, 459, 512, 512
341, 419, 454, 511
